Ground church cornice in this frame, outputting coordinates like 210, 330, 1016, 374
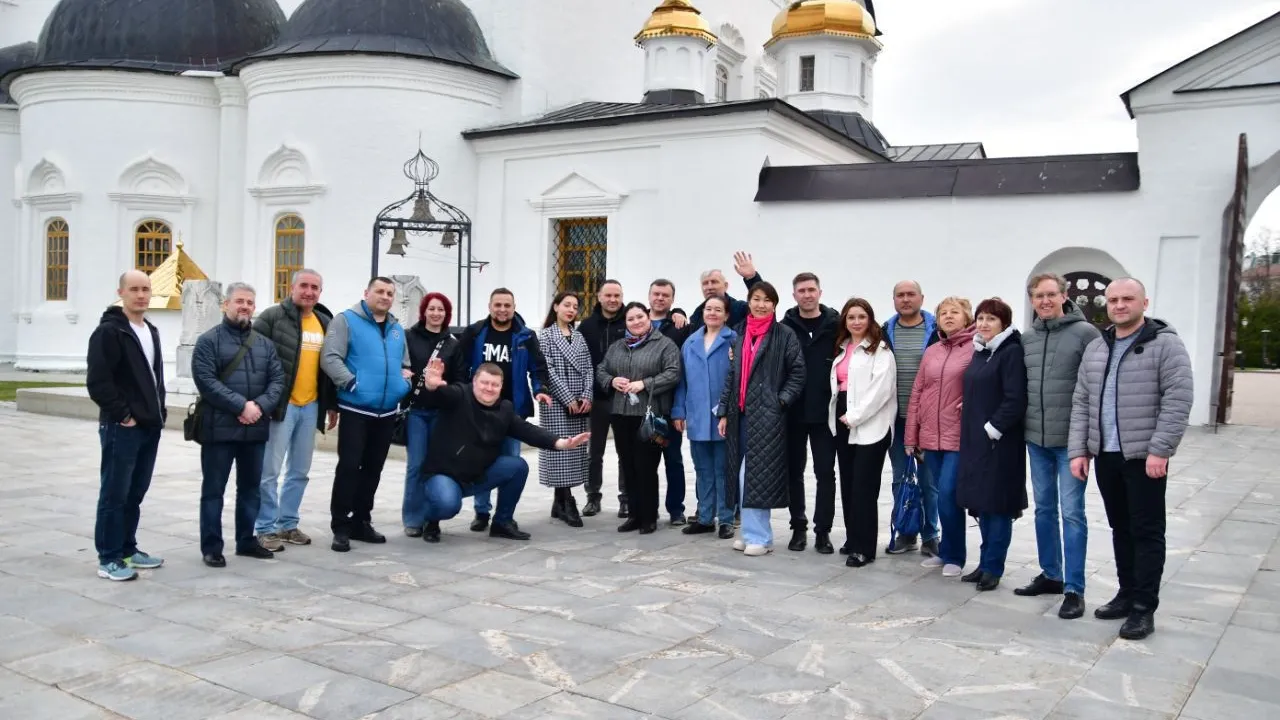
0, 108, 17, 134
8, 72, 221, 109
239, 56, 505, 107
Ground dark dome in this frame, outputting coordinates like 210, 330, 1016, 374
240, 0, 515, 78
0, 43, 38, 104
28, 0, 285, 74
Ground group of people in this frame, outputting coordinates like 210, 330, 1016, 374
87, 251, 1193, 642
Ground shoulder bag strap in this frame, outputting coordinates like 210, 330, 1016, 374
219, 333, 255, 383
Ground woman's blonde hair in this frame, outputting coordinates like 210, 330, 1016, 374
935, 296, 974, 328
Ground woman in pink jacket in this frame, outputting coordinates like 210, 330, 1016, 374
905, 297, 977, 578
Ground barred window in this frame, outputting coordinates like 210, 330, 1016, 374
799, 55, 815, 92
274, 214, 306, 302
45, 218, 69, 301
553, 218, 608, 317
135, 220, 172, 274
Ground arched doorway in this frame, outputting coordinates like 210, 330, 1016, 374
1025, 247, 1128, 330
1063, 271, 1111, 328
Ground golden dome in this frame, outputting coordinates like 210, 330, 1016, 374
634, 0, 717, 47
766, 0, 877, 48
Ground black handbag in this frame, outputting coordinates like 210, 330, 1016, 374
637, 400, 670, 447
183, 334, 255, 444
390, 338, 445, 446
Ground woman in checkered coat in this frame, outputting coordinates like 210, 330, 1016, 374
538, 292, 595, 527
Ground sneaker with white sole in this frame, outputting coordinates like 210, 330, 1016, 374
259, 534, 286, 552
124, 551, 163, 569
98, 560, 137, 581
942, 564, 963, 577
921, 556, 944, 568
744, 544, 772, 556
733, 539, 746, 551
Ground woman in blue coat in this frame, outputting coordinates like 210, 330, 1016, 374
957, 297, 1029, 591
672, 296, 737, 539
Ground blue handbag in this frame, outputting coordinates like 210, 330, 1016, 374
890, 456, 924, 550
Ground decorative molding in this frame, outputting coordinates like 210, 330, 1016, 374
471, 110, 776, 156
239, 56, 506, 107
27, 157, 69, 195
248, 184, 327, 200
8, 71, 221, 109
65, 312, 78, 324
22, 191, 81, 210
19, 312, 31, 323
717, 23, 748, 66
107, 192, 197, 209
256, 143, 318, 187
0, 108, 18, 134
214, 76, 247, 106
529, 171, 628, 216
118, 153, 189, 196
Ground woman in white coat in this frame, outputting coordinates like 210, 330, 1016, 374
828, 297, 898, 567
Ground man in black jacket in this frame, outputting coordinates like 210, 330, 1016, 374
577, 280, 626, 517
418, 359, 590, 542
252, 269, 338, 551
688, 253, 763, 331
648, 278, 693, 525
87, 270, 169, 582
192, 282, 286, 568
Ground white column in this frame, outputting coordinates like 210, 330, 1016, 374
213, 76, 248, 283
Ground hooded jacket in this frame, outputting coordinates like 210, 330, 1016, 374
1023, 300, 1101, 447
191, 317, 286, 444
321, 301, 411, 417
1068, 318, 1194, 461
252, 299, 338, 429
579, 304, 627, 398
904, 324, 978, 452
459, 313, 547, 418
780, 304, 840, 424
86, 307, 167, 427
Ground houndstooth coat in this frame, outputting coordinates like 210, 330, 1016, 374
537, 326, 593, 487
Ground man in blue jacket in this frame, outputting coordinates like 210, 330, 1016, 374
459, 288, 551, 531
321, 277, 412, 552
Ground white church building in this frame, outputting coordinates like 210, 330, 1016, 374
1, 0, 1278, 427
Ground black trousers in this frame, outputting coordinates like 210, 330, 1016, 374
587, 399, 625, 501
1096, 452, 1167, 611
199, 441, 265, 556
331, 410, 397, 533
791, 421, 837, 533
833, 395, 892, 557
611, 415, 661, 525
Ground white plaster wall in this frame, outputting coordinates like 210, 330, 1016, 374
9, 71, 222, 371
0, 105, 19, 362
240, 56, 505, 319
0, 0, 58, 47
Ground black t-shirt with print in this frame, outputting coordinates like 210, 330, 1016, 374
481, 326, 514, 401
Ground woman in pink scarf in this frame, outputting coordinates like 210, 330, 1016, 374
716, 282, 806, 556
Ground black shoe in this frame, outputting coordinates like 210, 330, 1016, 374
962, 569, 984, 583
846, 553, 873, 568
582, 497, 601, 517
561, 494, 584, 528
617, 500, 631, 519
920, 539, 940, 557
349, 523, 386, 544
236, 543, 275, 560
1094, 594, 1133, 620
489, 521, 531, 541
669, 514, 687, 527
838, 544, 850, 555
1119, 610, 1155, 640
718, 524, 734, 539
1014, 574, 1065, 597
886, 535, 918, 554
331, 532, 350, 553
788, 529, 807, 552
683, 522, 716, 535
1059, 593, 1085, 620
470, 513, 491, 532
814, 532, 834, 555
203, 553, 226, 568
639, 523, 658, 535
618, 518, 642, 532
977, 572, 1000, 592
404, 526, 423, 538
423, 521, 441, 543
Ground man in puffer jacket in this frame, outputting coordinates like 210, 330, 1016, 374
1069, 278, 1193, 641
1017, 275, 1101, 620
192, 282, 286, 568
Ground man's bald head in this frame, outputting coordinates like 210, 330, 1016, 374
1105, 277, 1150, 332
1107, 277, 1147, 299
117, 269, 153, 318
118, 270, 150, 291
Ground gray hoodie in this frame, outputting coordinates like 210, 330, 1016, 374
1023, 300, 1102, 447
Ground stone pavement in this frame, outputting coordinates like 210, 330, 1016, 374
0, 405, 1278, 720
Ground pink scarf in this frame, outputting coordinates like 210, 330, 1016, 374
738, 315, 774, 410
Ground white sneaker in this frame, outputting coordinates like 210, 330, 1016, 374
744, 544, 772, 556
733, 539, 746, 551
921, 556, 944, 568
942, 564, 963, 577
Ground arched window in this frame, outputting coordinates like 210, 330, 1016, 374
135, 220, 172, 274
45, 218, 69, 301
715, 65, 729, 102
274, 214, 305, 302
1064, 271, 1112, 328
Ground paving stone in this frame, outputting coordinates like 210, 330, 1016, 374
363, 696, 489, 719
0, 684, 123, 719
296, 640, 487, 693
62, 662, 256, 719
5, 640, 139, 685
429, 670, 559, 716
104, 620, 248, 667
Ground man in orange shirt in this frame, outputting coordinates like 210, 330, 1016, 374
253, 269, 339, 549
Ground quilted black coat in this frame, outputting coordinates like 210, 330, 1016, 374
252, 299, 337, 429
719, 322, 805, 509
191, 318, 286, 445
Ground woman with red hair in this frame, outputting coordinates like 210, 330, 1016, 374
402, 292, 467, 541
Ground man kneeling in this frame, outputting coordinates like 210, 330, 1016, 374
418, 359, 590, 541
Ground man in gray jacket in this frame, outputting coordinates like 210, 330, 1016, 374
1017, 274, 1100, 620
1069, 278, 1193, 641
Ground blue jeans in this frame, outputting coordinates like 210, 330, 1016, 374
889, 416, 938, 541
1027, 443, 1088, 594
977, 513, 1014, 578
663, 428, 687, 518
472, 436, 521, 516
95, 423, 161, 564
401, 409, 438, 529
925, 450, 965, 566
426, 456, 529, 524
738, 421, 772, 546
200, 442, 266, 556
690, 440, 732, 526
256, 402, 318, 535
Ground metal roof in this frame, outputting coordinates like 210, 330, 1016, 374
887, 142, 987, 162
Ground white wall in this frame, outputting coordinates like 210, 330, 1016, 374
0, 104, 19, 362
9, 71, 223, 371
240, 56, 506, 319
